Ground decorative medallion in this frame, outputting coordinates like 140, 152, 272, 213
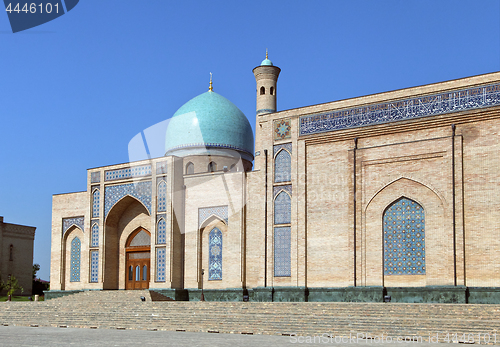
274, 118, 291, 141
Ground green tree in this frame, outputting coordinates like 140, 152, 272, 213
5, 275, 23, 296
33, 263, 40, 279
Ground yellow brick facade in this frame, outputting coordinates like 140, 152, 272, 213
50, 64, 500, 301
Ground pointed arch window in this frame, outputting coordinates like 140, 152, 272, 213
274, 191, 291, 225
156, 247, 166, 282
70, 237, 81, 282
383, 197, 425, 276
208, 162, 217, 172
157, 181, 167, 212
91, 223, 99, 247
90, 250, 99, 283
186, 162, 194, 175
260, 86, 265, 95
208, 227, 222, 280
274, 226, 291, 277
270, 86, 274, 95
92, 189, 100, 218
157, 218, 166, 244
274, 149, 291, 183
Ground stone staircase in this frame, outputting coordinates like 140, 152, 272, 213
48, 290, 155, 303
2, 291, 500, 344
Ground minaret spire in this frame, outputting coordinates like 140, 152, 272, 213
209, 72, 213, 92
253, 51, 280, 116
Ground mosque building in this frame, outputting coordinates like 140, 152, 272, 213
49, 55, 500, 303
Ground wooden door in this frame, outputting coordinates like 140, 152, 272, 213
126, 254, 150, 290
125, 228, 151, 290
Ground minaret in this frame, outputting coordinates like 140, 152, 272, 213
252, 50, 281, 117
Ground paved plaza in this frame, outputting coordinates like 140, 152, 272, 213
1, 325, 498, 347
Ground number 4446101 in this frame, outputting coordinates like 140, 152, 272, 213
443, 332, 497, 344
5, 3, 59, 14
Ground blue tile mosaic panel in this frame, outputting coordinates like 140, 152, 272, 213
274, 118, 292, 141
157, 218, 166, 244
198, 206, 228, 228
104, 165, 152, 181
104, 181, 152, 217
63, 216, 84, 235
384, 197, 425, 275
273, 185, 292, 198
274, 191, 291, 225
273, 143, 292, 156
90, 250, 99, 283
70, 237, 81, 282
300, 82, 500, 136
92, 189, 100, 218
157, 181, 167, 212
208, 227, 222, 280
274, 226, 291, 277
274, 148, 291, 183
91, 171, 100, 183
156, 161, 167, 175
91, 223, 99, 247
156, 247, 166, 282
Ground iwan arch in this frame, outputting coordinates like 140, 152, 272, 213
49, 56, 500, 303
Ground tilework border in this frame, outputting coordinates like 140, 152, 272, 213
104, 181, 152, 217
300, 83, 500, 136
91, 171, 101, 183
273, 185, 292, 198
198, 206, 228, 228
104, 165, 152, 181
63, 216, 84, 235
273, 143, 292, 156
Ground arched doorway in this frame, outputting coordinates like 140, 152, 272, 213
125, 228, 151, 290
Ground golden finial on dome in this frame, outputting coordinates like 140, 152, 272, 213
266, 48, 268, 59
209, 72, 213, 92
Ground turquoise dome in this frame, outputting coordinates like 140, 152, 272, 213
165, 91, 254, 160
261, 58, 273, 66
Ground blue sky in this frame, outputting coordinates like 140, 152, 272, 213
1, 1, 499, 281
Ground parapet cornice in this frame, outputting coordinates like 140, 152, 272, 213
3, 223, 36, 237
